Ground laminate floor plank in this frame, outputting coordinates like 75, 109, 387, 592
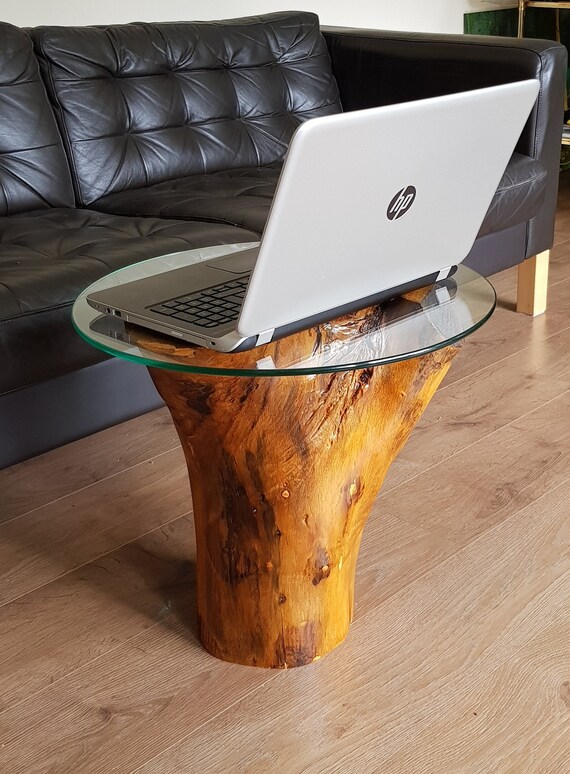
0, 615, 279, 774
378, 636, 570, 773
382, 389, 570, 545
383, 324, 570, 491
0, 502, 456, 716
0, 449, 192, 606
0, 515, 194, 712
550, 238, 570, 282
0, 407, 179, 523
444, 275, 570, 387
134, 481, 570, 774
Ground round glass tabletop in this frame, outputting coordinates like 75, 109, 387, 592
72, 243, 496, 377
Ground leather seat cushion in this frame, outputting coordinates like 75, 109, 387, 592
0, 209, 258, 395
92, 164, 281, 234
92, 153, 547, 239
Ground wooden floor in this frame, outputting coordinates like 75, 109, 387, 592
1, 180, 570, 774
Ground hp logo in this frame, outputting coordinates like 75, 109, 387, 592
387, 186, 417, 220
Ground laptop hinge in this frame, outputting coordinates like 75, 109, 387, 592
256, 329, 275, 346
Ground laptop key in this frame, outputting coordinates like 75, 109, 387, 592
149, 305, 177, 315
172, 311, 202, 322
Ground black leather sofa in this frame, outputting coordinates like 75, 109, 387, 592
0, 12, 566, 468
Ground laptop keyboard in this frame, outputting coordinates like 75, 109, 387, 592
147, 275, 250, 329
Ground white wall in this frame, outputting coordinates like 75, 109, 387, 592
2, 0, 518, 34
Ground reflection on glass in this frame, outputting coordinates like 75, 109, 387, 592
73, 245, 496, 377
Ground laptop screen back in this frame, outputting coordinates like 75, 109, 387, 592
237, 79, 539, 337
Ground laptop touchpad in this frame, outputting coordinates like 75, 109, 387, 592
206, 247, 259, 274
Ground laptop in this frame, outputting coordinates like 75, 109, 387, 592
86, 79, 539, 352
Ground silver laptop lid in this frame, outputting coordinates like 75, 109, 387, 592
237, 79, 539, 338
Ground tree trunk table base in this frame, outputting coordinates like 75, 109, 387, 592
149, 345, 457, 668
74, 251, 494, 667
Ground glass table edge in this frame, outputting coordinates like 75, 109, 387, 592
72, 290, 497, 378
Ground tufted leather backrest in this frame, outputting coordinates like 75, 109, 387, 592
31, 12, 341, 207
0, 23, 74, 215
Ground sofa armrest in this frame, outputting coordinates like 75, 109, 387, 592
322, 27, 567, 258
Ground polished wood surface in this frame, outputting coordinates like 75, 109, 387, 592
149, 346, 456, 667
517, 249, 550, 315
0, 174, 569, 770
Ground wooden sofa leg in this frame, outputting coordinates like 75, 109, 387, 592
516, 250, 550, 316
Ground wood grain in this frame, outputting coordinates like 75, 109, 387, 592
382, 325, 570, 492
445, 274, 570, 387
149, 345, 457, 667
0, 616, 276, 774
0, 515, 195, 712
135, 479, 570, 774
547, 239, 570, 285
0, 450, 191, 606
517, 249, 550, 315
0, 510, 455, 718
381, 388, 570, 546
0, 407, 178, 523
